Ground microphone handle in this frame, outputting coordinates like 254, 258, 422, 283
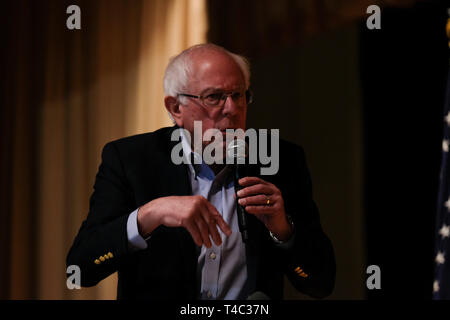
235, 164, 249, 243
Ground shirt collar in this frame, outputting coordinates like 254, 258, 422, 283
180, 129, 233, 184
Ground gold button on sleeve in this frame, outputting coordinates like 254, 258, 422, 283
94, 259, 100, 265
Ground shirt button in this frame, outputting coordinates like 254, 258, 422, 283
210, 252, 216, 260
207, 291, 212, 298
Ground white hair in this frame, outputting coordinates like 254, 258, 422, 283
163, 43, 251, 103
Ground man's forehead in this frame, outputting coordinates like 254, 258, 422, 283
188, 51, 245, 88
187, 78, 245, 94
190, 49, 241, 71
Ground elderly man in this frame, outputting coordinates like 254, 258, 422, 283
67, 44, 335, 300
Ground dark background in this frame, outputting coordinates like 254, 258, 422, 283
360, 3, 447, 299
208, 0, 449, 299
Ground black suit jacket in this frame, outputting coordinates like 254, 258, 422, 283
66, 126, 335, 299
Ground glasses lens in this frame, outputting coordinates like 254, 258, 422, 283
203, 91, 251, 107
231, 92, 243, 100
203, 93, 222, 106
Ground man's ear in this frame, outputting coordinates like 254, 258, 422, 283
164, 96, 183, 127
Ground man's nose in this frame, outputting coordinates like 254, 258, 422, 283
222, 95, 240, 116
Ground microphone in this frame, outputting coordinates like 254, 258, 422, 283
227, 139, 249, 243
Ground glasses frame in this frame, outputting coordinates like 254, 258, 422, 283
177, 89, 253, 108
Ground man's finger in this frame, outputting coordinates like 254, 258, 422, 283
195, 217, 212, 248
237, 184, 273, 198
185, 221, 203, 247
196, 203, 222, 246
204, 201, 232, 236
238, 194, 268, 206
216, 215, 232, 237
204, 215, 223, 246
238, 176, 269, 186
244, 205, 273, 215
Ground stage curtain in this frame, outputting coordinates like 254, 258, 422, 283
1, 0, 206, 299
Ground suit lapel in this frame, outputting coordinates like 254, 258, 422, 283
158, 126, 192, 196
159, 126, 199, 298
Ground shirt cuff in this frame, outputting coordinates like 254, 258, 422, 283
127, 208, 149, 251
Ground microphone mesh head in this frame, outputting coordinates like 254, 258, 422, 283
227, 139, 248, 160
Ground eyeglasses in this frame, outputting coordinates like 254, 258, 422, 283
177, 90, 253, 108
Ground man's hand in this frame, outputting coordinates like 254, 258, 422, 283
237, 177, 293, 242
137, 195, 232, 248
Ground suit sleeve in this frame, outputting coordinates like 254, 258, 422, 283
277, 145, 336, 299
66, 142, 135, 287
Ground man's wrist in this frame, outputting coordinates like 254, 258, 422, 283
269, 215, 295, 243
137, 200, 161, 238
137, 205, 154, 238
136, 207, 148, 238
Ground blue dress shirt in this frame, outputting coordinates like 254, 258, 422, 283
126, 129, 294, 299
